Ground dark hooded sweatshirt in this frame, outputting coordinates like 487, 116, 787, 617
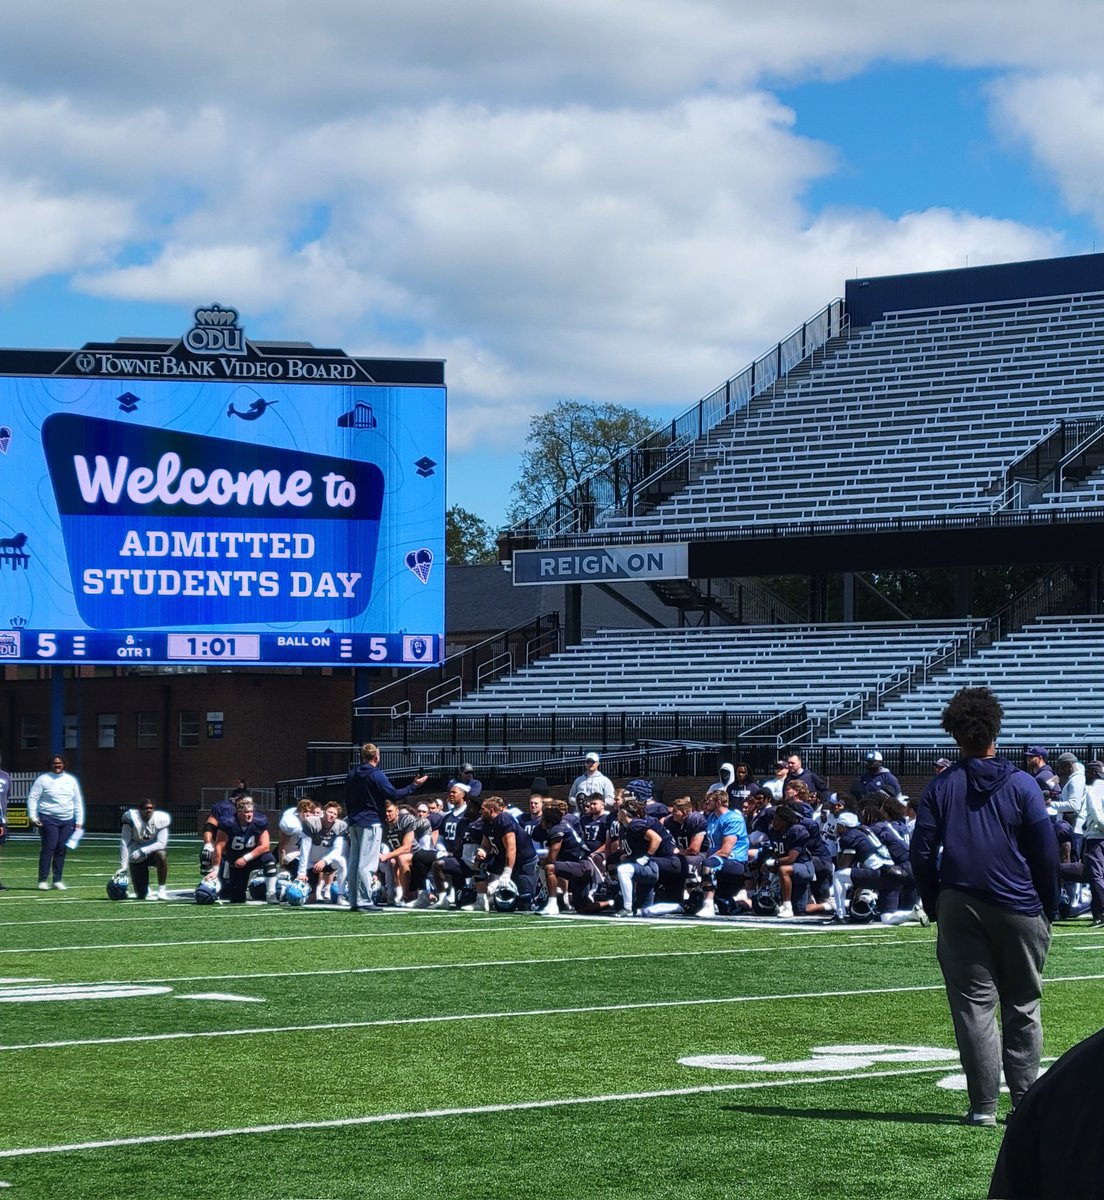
910, 756, 1060, 920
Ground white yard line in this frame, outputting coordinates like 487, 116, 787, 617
119, 938, 919, 985
2, 971, 1097, 1055
0, 1063, 969, 1159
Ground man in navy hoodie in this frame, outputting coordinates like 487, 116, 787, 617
911, 687, 1059, 1127
344, 742, 427, 912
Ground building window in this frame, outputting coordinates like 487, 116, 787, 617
97, 712, 117, 749
63, 713, 78, 750
20, 714, 40, 751
136, 712, 159, 750
178, 710, 200, 749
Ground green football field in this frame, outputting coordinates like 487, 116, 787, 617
0, 836, 1099, 1200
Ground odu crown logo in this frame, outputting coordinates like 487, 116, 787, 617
184, 304, 246, 356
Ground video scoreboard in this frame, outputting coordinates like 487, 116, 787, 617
0, 305, 445, 667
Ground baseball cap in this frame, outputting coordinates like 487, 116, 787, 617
865, 750, 883, 763
459, 762, 475, 774
836, 812, 860, 828
585, 752, 600, 763
1024, 745, 1048, 760
1057, 752, 1079, 766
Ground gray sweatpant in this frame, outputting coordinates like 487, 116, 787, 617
936, 888, 1051, 1112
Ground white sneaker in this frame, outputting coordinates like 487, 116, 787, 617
53, 881, 67, 891
430, 893, 452, 910
335, 895, 350, 908
146, 891, 158, 901
697, 900, 716, 918
158, 886, 169, 900
538, 900, 559, 916
474, 894, 489, 912
777, 902, 794, 918
912, 904, 931, 927
37, 881, 50, 890
411, 892, 432, 909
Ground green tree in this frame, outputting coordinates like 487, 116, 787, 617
446, 504, 499, 564
508, 399, 661, 523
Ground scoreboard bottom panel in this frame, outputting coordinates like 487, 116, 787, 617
0, 629, 439, 667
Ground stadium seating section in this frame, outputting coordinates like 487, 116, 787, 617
599, 291, 1104, 534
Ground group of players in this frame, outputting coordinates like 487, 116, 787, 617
211, 753, 926, 924
105, 753, 934, 923
368, 761, 931, 923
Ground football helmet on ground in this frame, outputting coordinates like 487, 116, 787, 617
195, 875, 221, 905
106, 872, 130, 901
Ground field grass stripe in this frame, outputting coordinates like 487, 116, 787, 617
0, 1063, 969, 1159
4, 970, 1099, 1055
0, 919, 592, 956
121, 939, 920, 985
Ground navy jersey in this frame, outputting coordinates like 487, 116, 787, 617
780, 822, 812, 864
547, 820, 588, 864
669, 811, 708, 853
751, 806, 776, 837
439, 810, 463, 852
426, 811, 446, 833
457, 814, 485, 865
619, 816, 677, 859
870, 819, 909, 866
801, 817, 831, 863
218, 813, 269, 858
581, 811, 612, 851
484, 811, 537, 866
521, 812, 544, 839
838, 824, 893, 870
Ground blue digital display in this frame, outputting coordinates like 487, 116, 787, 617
0, 317, 445, 667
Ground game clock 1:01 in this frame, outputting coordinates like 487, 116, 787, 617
166, 634, 261, 660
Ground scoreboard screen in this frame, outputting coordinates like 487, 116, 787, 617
0, 305, 445, 667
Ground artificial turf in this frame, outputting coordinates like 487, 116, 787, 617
0, 836, 1099, 1199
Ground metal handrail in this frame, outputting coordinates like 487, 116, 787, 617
501, 299, 847, 546
1056, 423, 1104, 491
476, 651, 513, 689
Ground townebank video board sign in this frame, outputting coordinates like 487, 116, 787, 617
0, 305, 444, 667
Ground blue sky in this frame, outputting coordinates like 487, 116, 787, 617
1, 3, 1102, 531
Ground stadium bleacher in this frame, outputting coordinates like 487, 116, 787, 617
439, 620, 982, 718
599, 292, 1104, 535
821, 614, 1104, 745
417, 255, 1104, 766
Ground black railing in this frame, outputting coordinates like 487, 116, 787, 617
352, 612, 560, 719
500, 300, 846, 550
996, 416, 1104, 510
369, 706, 808, 751
521, 499, 1104, 550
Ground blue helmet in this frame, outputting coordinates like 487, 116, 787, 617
106, 872, 129, 901
195, 876, 221, 905
284, 880, 308, 907
329, 880, 348, 904
274, 870, 293, 901
247, 870, 268, 901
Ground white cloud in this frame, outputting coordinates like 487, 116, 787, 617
0, 178, 134, 292
0, 0, 1095, 525
988, 72, 1104, 227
